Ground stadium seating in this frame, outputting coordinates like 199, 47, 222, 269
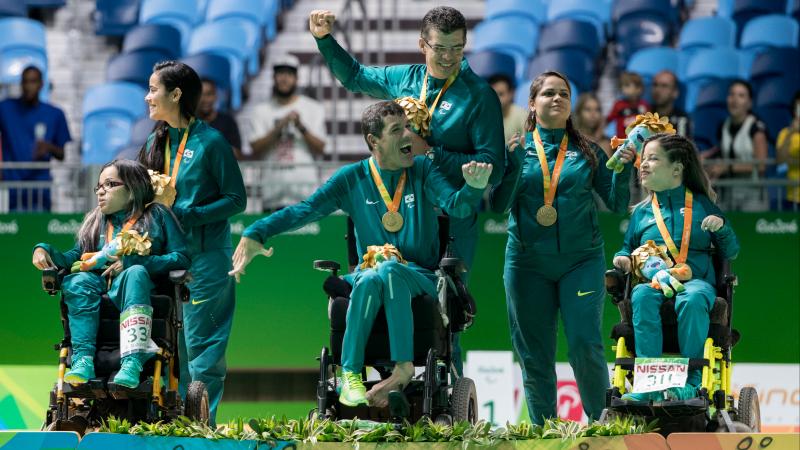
527, 48, 594, 92
537, 18, 601, 59
131, 116, 156, 147
205, 0, 270, 75
545, 0, 610, 45
466, 50, 516, 82
0, 0, 27, 17
0, 17, 48, 98
749, 47, 800, 92
81, 82, 147, 165
731, 0, 787, 44
790, 0, 800, 23
626, 46, 679, 86
180, 53, 232, 110
739, 14, 800, 76
471, 16, 539, 82
93, 0, 140, 36
140, 0, 203, 52
187, 20, 249, 110
678, 16, 737, 63
684, 47, 741, 112
25, 0, 67, 7
106, 49, 172, 89
122, 23, 183, 60
756, 78, 797, 142
484, 0, 547, 26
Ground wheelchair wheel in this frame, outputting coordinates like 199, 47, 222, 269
451, 377, 477, 424
185, 380, 210, 423
737, 386, 761, 432
715, 420, 752, 433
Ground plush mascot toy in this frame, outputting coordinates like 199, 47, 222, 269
631, 240, 692, 298
606, 112, 676, 173
77, 229, 152, 273
360, 243, 408, 269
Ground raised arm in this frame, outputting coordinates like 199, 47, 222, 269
423, 159, 492, 218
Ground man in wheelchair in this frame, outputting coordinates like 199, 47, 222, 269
230, 101, 492, 408
609, 134, 740, 405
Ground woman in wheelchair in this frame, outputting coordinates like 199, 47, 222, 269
612, 133, 739, 402
32, 159, 190, 389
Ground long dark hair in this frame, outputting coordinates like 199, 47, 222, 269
137, 61, 202, 173
77, 160, 159, 253
641, 133, 716, 203
524, 71, 597, 169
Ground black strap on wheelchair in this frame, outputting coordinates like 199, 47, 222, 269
346, 218, 359, 269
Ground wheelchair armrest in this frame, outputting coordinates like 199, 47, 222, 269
169, 269, 192, 285
439, 257, 465, 275
42, 267, 67, 296
605, 268, 629, 304
313, 260, 341, 275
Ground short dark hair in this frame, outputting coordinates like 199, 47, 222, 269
729, 79, 754, 100
488, 73, 515, 90
642, 133, 715, 201
200, 77, 216, 88
361, 101, 405, 151
421, 6, 466, 40
22, 65, 42, 81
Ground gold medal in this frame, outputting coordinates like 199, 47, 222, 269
381, 211, 404, 232
536, 205, 557, 226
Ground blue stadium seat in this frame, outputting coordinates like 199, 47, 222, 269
122, 24, 183, 60
717, 0, 734, 17
749, 48, 800, 92
0, 18, 48, 98
690, 106, 727, 150
678, 16, 736, 58
472, 16, 539, 82
626, 46, 678, 85
0, 0, 27, 17
791, 0, 800, 23
546, 0, 610, 45
82, 82, 147, 165
206, 0, 272, 75
612, 0, 676, 25
131, 116, 156, 147
106, 50, 171, 89
739, 15, 800, 77
25, 0, 67, 7
187, 20, 248, 110
731, 0, 787, 44
466, 50, 516, 82
614, 16, 672, 70
537, 19, 601, 58
527, 48, 594, 92
140, 0, 203, 52
93, 0, 139, 36
684, 47, 741, 112
485, 0, 547, 26
694, 79, 731, 110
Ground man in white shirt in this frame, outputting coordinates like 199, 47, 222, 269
248, 54, 327, 210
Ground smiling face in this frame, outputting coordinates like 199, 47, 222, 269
95, 165, 130, 215
727, 82, 752, 121
531, 76, 571, 128
419, 29, 465, 79
639, 140, 683, 192
145, 72, 180, 123
369, 114, 415, 170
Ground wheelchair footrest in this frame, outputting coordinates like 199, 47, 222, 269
108, 378, 154, 400
609, 396, 708, 417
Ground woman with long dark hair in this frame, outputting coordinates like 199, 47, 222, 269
137, 61, 246, 424
490, 71, 635, 424
613, 133, 739, 401
32, 160, 189, 388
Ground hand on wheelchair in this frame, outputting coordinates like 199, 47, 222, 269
32, 247, 56, 270
612, 255, 632, 274
229, 236, 274, 283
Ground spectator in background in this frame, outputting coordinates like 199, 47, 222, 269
248, 54, 326, 211
489, 74, 528, 142
650, 70, 692, 138
606, 72, 649, 139
776, 92, 800, 211
574, 93, 611, 156
705, 80, 768, 211
0, 66, 71, 211
197, 78, 242, 156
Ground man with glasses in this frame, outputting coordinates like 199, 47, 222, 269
650, 70, 692, 138
309, 7, 504, 374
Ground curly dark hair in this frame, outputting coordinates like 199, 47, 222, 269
361, 101, 405, 151
420, 6, 466, 40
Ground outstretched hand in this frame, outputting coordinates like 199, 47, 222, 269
229, 237, 274, 283
32, 247, 55, 270
462, 161, 493, 189
309, 10, 336, 39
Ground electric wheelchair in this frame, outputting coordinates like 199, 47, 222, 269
601, 251, 761, 435
40, 267, 209, 434
311, 216, 479, 424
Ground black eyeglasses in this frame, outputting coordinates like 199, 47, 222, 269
94, 180, 125, 194
421, 37, 465, 55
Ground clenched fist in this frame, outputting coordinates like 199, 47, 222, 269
309, 10, 336, 39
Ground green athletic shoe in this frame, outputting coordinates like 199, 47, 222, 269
664, 384, 698, 400
339, 371, 368, 406
64, 355, 95, 385
113, 356, 144, 389
621, 390, 665, 402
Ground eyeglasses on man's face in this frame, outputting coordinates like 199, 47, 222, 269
94, 180, 125, 194
421, 37, 465, 55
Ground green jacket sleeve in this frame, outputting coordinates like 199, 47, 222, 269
615, 207, 642, 259
422, 159, 483, 218
429, 90, 505, 185
697, 196, 740, 260
123, 206, 191, 275
243, 166, 349, 244
489, 146, 524, 213
180, 135, 246, 226
592, 144, 632, 214
316, 35, 406, 99
33, 242, 81, 270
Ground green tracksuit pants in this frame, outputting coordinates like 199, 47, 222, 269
504, 246, 609, 425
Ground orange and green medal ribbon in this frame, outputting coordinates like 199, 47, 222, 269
419, 69, 458, 117
163, 118, 194, 188
368, 158, 407, 232
532, 128, 568, 226
651, 189, 693, 264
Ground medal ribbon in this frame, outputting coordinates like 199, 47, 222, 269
419, 69, 458, 118
533, 128, 568, 207
368, 158, 406, 214
163, 118, 194, 188
651, 189, 693, 264
105, 213, 140, 245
